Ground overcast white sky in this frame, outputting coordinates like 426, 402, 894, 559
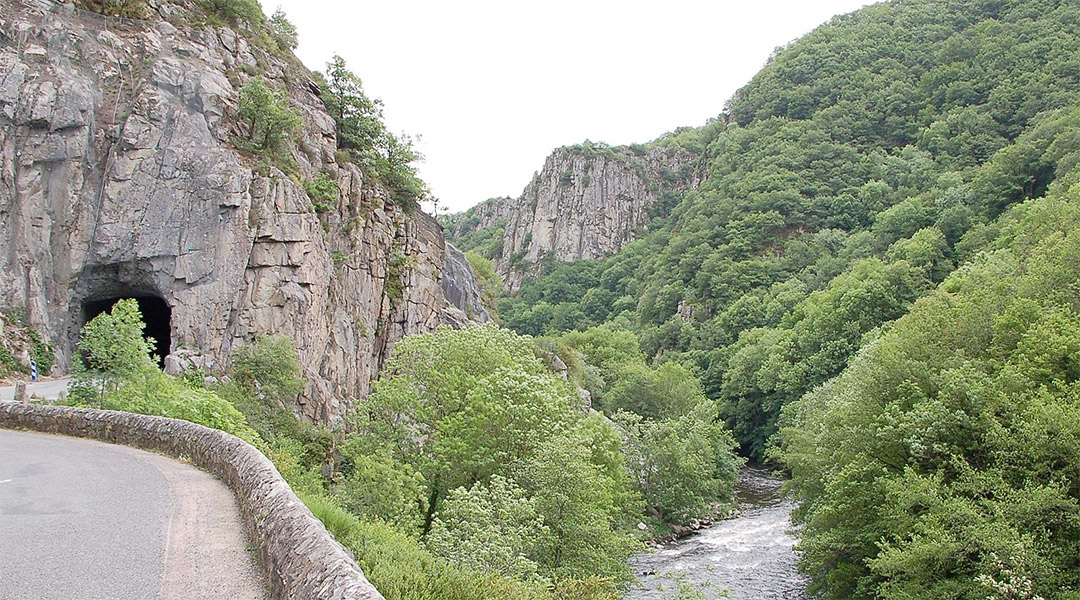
261, 1, 872, 213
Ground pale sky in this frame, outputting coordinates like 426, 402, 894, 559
261, 1, 872, 213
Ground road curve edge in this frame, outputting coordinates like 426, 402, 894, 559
0, 401, 385, 600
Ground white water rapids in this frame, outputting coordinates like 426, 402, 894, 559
623, 465, 808, 600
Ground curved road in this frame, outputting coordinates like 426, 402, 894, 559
0, 429, 267, 600
0, 378, 72, 402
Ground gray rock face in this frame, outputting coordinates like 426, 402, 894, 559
440, 242, 491, 327
0, 0, 487, 422
450, 144, 701, 290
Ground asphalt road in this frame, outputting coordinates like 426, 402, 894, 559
0, 378, 72, 402
0, 429, 267, 600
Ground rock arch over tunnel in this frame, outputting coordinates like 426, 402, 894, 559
81, 296, 172, 368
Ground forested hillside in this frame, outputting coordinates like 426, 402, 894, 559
779, 177, 1080, 599
448, 0, 1080, 596
451, 0, 1080, 458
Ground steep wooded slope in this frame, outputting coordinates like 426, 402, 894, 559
450, 0, 1080, 457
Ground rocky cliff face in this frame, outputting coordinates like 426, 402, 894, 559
449, 144, 702, 290
0, 0, 488, 422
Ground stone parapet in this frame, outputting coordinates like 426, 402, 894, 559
0, 401, 384, 600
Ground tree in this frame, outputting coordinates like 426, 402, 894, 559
204, 0, 264, 25
77, 299, 155, 379
520, 433, 640, 581
237, 77, 301, 156
321, 55, 384, 156
358, 324, 642, 583
230, 335, 305, 407
319, 56, 426, 203
425, 476, 546, 579
267, 8, 298, 50
615, 403, 742, 523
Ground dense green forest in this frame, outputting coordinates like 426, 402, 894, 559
447, 0, 1080, 597
454, 0, 1080, 456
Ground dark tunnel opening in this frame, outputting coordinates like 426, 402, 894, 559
81, 296, 172, 368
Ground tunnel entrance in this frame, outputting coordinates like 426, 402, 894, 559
81, 296, 172, 368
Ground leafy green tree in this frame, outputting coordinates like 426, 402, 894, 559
237, 77, 301, 156
77, 299, 155, 378
319, 56, 426, 203
520, 433, 640, 582
267, 8, 298, 50
603, 361, 702, 420
320, 55, 385, 157
230, 335, 305, 407
615, 403, 742, 523
425, 475, 546, 579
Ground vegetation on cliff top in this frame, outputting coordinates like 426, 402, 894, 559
75, 0, 427, 212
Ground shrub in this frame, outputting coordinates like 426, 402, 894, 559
202, 0, 264, 25
236, 77, 301, 164
78, 299, 155, 377
230, 335, 305, 407
304, 172, 339, 213
64, 300, 261, 445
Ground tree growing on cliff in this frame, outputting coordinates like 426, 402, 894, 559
203, 0, 264, 26
236, 77, 301, 160
321, 55, 385, 158
267, 8, 298, 50
319, 56, 427, 204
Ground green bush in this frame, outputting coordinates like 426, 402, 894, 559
65, 300, 261, 445
304, 172, 340, 213
230, 335, 305, 407
78, 299, 155, 377
0, 344, 23, 377
236, 77, 301, 167
465, 252, 504, 315
334, 450, 428, 534
78, 0, 150, 18
344, 518, 553, 600
202, 0, 263, 25
105, 369, 261, 445
27, 330, 54, 376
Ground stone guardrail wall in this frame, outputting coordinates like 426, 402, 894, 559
0, 401, 385, 600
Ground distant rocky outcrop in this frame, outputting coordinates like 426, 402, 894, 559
440, 242, 488, 326
0, 0, 488, 422
447, 143, 702, 290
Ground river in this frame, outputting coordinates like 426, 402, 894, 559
623, 465, 808, 600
